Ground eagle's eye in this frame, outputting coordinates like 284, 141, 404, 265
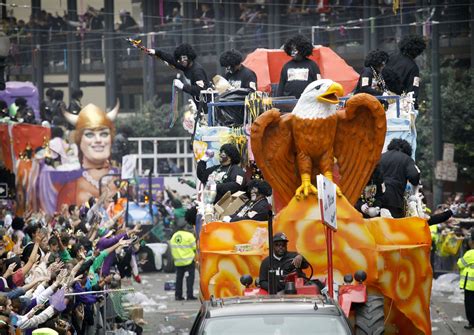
315, 84, 322, 90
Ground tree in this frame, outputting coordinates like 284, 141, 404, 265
417, 66, 474, 189
116, 96, 188, 138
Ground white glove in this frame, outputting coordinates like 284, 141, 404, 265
380, 208, 393, 218
200, 150, 214, 162
361, 203, 370, 215
173, 79, 184, 90
367, 207, 380, 217
147, 48, 156, 55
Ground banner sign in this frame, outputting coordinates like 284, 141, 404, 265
317, 174, 337, 230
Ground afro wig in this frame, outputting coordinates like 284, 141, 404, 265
220, 50, 243, 67
364, 49, 389, 68
382, 67, 402, 95
247, 179, 272, 197
174, 43, 197, 61
283, 34, 313, 58
399, 35, 426, 59
220, 143, 241, 165
387, 138, 413, 157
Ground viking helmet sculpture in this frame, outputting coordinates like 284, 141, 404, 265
63, 102, 119, 145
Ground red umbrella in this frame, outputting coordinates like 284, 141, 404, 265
242, 47, 359, 96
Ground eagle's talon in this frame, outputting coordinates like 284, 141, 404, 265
295, 178, 318, 199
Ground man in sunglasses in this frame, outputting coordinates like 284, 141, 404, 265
148, 43, 211, 107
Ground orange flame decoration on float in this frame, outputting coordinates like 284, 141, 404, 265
199, 196, 432, 334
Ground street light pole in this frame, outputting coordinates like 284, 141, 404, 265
431, 0, 443, 206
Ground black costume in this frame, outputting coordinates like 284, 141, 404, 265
224, 65, 257, 91
197, 162, 245, 203
428, 209, 453, 226
18, 106, 36, 124
355, 165, 384, 218
259, 251, 309, 292
230, 197, 270, 222
153, 50, 210, 105
379, 150, 420, 218
68, 98, 82, 115
40, 101, 53, 123
354, 67, 386, 96
276, 58, 320, 98
386, 53, 420, 107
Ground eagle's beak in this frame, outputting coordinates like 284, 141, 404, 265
317, 82, 344, 104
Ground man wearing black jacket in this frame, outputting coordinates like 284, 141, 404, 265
354, 49, 389, 96
148, 44, 210, 106
259, 232, 309, 292
219, 50, 257, 91
380, 138, 420, 218
386, 35, 426, 109
277, 34, 320, 99
197, 143, 245, 204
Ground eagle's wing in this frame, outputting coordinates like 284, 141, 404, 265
334, 93, 387, 205
251, 109, 299, 209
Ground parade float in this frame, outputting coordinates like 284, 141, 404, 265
196, 49, 431, 334
0, 44, 431, 333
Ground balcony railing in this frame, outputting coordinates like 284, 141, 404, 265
128, 136, 195, 177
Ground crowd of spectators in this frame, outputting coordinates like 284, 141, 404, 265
0, 86, 84, 126
0, 178, 199, 333
429, 193, 474, 274
2, 1, 468, 68
0, 190, 144, 334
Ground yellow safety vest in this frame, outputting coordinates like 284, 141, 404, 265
458, 249, 474, 291
170, 230, 196, 267
429, 225, 439, 246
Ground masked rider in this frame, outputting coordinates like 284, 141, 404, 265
225, 179, 271, 222
276, 34, 321, 99
148, 43, 210, 107
197, 143, 245, 204
219, 49, 257, 91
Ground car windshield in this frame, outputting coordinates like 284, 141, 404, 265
202, 314, 349, 335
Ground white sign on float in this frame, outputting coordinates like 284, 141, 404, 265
316, 174, 337, 231
121, 154, 137, 180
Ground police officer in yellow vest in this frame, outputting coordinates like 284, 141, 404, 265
458, 233, 474, 330
170, 212, 197, 301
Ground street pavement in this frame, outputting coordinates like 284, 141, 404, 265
124, 271, 473, 335
431, 291, 473, 335
127, 271, 200, 334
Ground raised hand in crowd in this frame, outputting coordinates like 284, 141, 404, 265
2, 262, 17, 278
